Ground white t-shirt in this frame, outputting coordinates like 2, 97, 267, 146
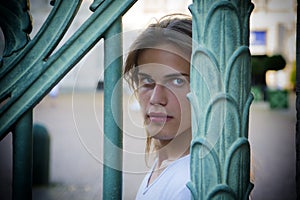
135, 155, 191, 200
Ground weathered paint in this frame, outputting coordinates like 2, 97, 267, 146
187, 0, 254, 199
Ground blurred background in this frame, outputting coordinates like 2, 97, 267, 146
0, 0, 297, 199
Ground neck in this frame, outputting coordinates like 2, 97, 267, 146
156, 129, 191, 169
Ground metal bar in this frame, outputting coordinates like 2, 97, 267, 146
103, 17, 123, 200
0, 0, 83, 78
12, 110, 33, 200
0, 0, 137, 138
187, 0, 254, 199
295, 0, 299, 199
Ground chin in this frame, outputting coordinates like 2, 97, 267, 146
152, 133, 175, 141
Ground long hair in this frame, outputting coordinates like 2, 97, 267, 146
123, 14, 192, 159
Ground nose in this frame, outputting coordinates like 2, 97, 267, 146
149, 84, 167, 106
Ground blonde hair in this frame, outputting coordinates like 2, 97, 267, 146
124, 14, 192, 158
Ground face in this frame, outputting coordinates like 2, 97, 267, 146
136, 46, 191, 141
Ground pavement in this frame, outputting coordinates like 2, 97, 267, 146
0, 90, 297, 200
248, 93, 297, 200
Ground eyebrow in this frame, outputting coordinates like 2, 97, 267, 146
137, 72, 190, 78
165, 73, 190, 78
137, 73, 151, 77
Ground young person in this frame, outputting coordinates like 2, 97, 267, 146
124, 14, 193, 199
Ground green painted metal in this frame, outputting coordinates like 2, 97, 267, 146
103, 17, 123, 200
0, 0, 137, 198
12, 110, 33, 200
0, 0, 31, 59
0, 0, 83, 139
0, 0, 259, 199
187, 0, 254, 199
0, 0, 137, 138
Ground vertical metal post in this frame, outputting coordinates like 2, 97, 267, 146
12, 110, 33, 200
295, 0, 299, 199
187, 0, 254, 199
103, 17, 123, 200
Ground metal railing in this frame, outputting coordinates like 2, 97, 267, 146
0, 0, 136, 199
187, 1, 254, 199
0, 0, 257, 199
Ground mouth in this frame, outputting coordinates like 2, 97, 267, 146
147, 112, 173, 123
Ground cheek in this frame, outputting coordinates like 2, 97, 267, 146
183, 102, 191, 119
137, 91, 150, 113
175, 95, 191, 119
179, 99, 191, 114
173, 90, 190, 109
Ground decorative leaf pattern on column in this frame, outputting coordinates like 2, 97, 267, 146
187, 0, 254, 199
0, 0, 32, 58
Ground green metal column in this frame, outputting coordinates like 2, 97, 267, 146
12, 110, 33, 200
187, 0, 254, 199
103, 17, 123, 200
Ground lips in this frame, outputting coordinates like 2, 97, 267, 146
147, 112, 172, 123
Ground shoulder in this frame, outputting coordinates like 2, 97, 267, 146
165, 155, 190, 186
169, 154, 190, 176
135, 155, 191, 200
159, 155, 191, 199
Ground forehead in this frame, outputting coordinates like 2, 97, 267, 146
137, 46, 190, 76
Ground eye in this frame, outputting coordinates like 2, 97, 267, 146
142, 77, 154, 84
172, 78, 184, 86
138, 77, 155, 88
168, 77, 186, 87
